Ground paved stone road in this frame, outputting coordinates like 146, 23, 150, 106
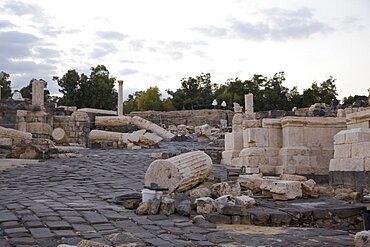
0, 142, 355, 246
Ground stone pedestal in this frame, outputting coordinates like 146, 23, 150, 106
31, 80, 44, 106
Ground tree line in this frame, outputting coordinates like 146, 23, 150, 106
0, 65, 367, 112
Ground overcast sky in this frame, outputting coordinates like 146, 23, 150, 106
1, 0, 369, 100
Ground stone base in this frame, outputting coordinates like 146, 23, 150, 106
329, 171, 370, 192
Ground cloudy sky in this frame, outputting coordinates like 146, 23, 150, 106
0, 0, 369, 100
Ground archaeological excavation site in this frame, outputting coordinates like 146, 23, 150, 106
2, 80, 370, 246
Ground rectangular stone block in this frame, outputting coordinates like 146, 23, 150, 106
352, 142, 370, 158
0, 138, 12, 146
282, 127, 303, 146
243, 128, 269, 148
364, 158, 370, 171
267, 128, 282, 147
231, 157, 242, 167
345, 128, 370, 144
329, 158, 364, 171
221, 151, 240, 166
225, 132, 243, 151
240, 155, 267, 167
348, 122, 370, 129
334, 144, 351, 159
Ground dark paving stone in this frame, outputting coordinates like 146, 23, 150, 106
59, 237, 83, 245
29, 228, 54, 238
53, 230, 77, 237
144, 237, 174, 246
184, 233, 208, 241
62, 216, 86, 223
4, 227, 28, 235
9, 237, 36, 245
81, 211, 108, 224
72, 224, 96, 232
45, 220, 72, 230
0, 211, 18, 222
1, 221, 20, 229
112, 220, 138, 228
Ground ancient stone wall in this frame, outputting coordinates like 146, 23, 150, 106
129, 109, 234, 127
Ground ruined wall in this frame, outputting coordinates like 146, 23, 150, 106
129, 109, 234, 127
222, 115, 347, 180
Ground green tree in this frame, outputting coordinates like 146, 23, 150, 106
302, 77, 338, 106
123, 94, 138, 114
56, 69, 81, 106
137, 86, 163, 111
0, 71, 12, 99
261, 72, 290, 111
167, 73, 217, 110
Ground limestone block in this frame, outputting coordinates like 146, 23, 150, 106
77, 108, 116, 115
231, 157, 242, 167
279, 146, 310, 156
211, 182, 232, 198
159, 197, 175, 216
352, 142, 370, 158
301, 179, 316, 198
329, 158, 365, 171
333, 144, 351, 159
270, 181, 302, 200
128, 129, 146, 143
71, 111, 89, 122
239, 147, 266, 157
267, 128, 282, 147
262, 118, 281, 128
365, 158, 370, 171
0, 137, 12, 146
26, 122, 52, 135
31, 80, 44, 106
132, 116, 175, 140
139, 132, 163, 146
243, 128, 268, 148
189, 187, 212, 201
0, 126, 32, 140
235, 195, 256, 208
344, 128, 370, 144
16, 110, 28, 117
260, 177, 280, 191
240, 155, 267, 167
95, 116, 132, 127
259, 165, 276, 175
279, 174, 307, 181
144, 151, 213, 192
241, 119, 262, 129
195, 124, 212, 137
52, 128, 67, 144
238, 174, 263, 193
195, 197, 217, 214
221, 150, 240, 165
224, 132, 243, 151
295, 165, 316, 175
354, 230, 370, 247
282, 127, 304, 146
348, 122, 370, 129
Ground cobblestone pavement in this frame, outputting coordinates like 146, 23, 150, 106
0, 142, 355, 246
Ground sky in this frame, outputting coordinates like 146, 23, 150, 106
0, 0, 369, 101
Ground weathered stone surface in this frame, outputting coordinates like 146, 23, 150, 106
144, 151, 213, 192
159, 197, 175, 216
192, 215, 216, 228
279, 174, 307, 181
175, 199, 191, 216
195, 197, 217, 214
228, 180, 241, 196
301, 179, 317, 198
215, 195, 235, 211
95, 116, 132, 127
238, 174, 263, 193
211, 182, 232, 198
0, 126, 32, 140
354, 231, 370, 247
148, 198, 161, 215
136, 201, 150, 215
189, 187, 212, 201
32, 80, 44, 106
235, 195, 256, 208
52, 128, 67, 144
0, 137, 12, 146
195, 124, 211, 138
270, 181, 302, 200
139, 132, 162, 146
132, 116, 175, 140
27, 122, 52, 135
77, 240, 111, 247
128, 129, 146, 143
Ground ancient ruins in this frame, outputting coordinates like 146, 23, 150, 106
2, 80, 370, 246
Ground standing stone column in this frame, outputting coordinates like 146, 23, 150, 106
245, 93, 254, 115
117, 80, 123, 116
32, 80, 44, 106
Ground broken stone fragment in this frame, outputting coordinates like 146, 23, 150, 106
215, 195, 235, 211
211, 182, 232, 198
139, 132, 162, 146
175, 199, 191, 216
128, 129, 146, 143
228, 180, 241, 196
354, 230, 370, 247
238, 174, 263, 193
235, 195, 256, 208
270, 181, 302, 200
136, 201, 150, 215
159, 197, 175, 216
195, 197, 217, 214
148, 198, 161, 215
189, 187, 212, 201
192, 215, 217, 228
301, 179, 317, 198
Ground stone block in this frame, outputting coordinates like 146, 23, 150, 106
139, 132, 163, 146
352, 142, 370, 158
365, 158, 370, 171
238, 174, 263, 193
270, 181, 302, 200
334, 131, 346, 145
282, 126, 304, 146
240, 155, 267, 167
242, 119, 262, 129
259, 165, 276, 175
221, 151, 240, 165
231, 157, 242, 167
195, 197, 217, 214
239, 147, 266, 156
329, 158, 364, 172
243, 128, 268, 148
128, 129, 146, 143
224, 132, 243, 151
0, 138, 12, 146
345, 128, 370, 144
267, 128, 282, 147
